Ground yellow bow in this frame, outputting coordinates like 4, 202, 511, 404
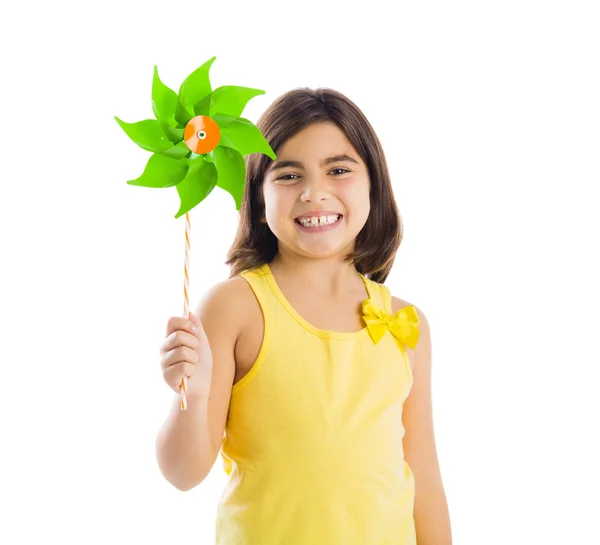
362, 299, 420, 349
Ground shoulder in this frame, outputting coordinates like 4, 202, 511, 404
195, 274, 259, 338
197, 274, 251, 308
390, 294, 431, 370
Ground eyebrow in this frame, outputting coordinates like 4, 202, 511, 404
268, 154, 360, 172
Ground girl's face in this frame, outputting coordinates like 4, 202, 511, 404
262, 121, 371, 261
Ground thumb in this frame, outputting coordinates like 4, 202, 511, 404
189, 312, 208, 344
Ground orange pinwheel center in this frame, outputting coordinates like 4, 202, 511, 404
184, 115, 221, 154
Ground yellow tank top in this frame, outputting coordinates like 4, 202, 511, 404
216, 263, 420, 544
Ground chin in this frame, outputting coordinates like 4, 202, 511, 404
298, 240, 354, 259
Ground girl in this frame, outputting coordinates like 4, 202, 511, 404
157, 88, 452, 544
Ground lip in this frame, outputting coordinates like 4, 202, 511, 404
294, 210, 343, 220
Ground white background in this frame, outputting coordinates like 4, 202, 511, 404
1, 0, 598, 543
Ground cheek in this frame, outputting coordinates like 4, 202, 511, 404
263, 186, 292, 220
262, 183, 276, 211
338, 179, 370, 211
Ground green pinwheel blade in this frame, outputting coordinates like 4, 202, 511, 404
188, 152, 208, 174
216, 131, 239, 152
151, 66, 180, 142
127, 153, 189, 188
115, 117, 172, 153
212, 145, 246, 210
174, 158, 218, 218
175, 56, 216, 125
192, 93, 212, 116
208, 86, 265, 118
174, 98, 194, 126
163, 125, 185, 141
215, 115, 276, 159
159, 140, 190, 159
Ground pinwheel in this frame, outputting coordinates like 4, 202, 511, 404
115, 56, 276, 409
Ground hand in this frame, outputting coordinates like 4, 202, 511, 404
159, 313, 213, 403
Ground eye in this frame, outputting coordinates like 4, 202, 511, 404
276, 173, 300, 181
330, 167, 351, 175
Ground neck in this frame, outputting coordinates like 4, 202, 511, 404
268, 251, 363, 297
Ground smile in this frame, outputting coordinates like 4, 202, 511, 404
294, 214, 342, 232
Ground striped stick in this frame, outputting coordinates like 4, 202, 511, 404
180, 211, 191, 410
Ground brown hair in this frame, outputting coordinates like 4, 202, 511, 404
225, 88, 403, 284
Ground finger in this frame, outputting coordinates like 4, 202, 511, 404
170, 345, 199, 367
162, 346, 199, 370
164, 361, 196, 387
163, 330, 199, 353
166, 316, 196, 338
159, 330, 195, 356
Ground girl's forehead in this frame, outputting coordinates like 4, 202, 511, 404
283, 121, 347, 145
276, 122, 360, 162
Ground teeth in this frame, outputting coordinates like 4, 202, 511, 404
297, 214, 340, 227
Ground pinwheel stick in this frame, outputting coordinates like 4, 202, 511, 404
181, 211, 192, 410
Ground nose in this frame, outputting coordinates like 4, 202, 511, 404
300, 175, 329, 203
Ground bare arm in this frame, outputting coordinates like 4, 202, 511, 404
155, 279, 240, 491
156, 393, 214, 491
393, 297, 453, 544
